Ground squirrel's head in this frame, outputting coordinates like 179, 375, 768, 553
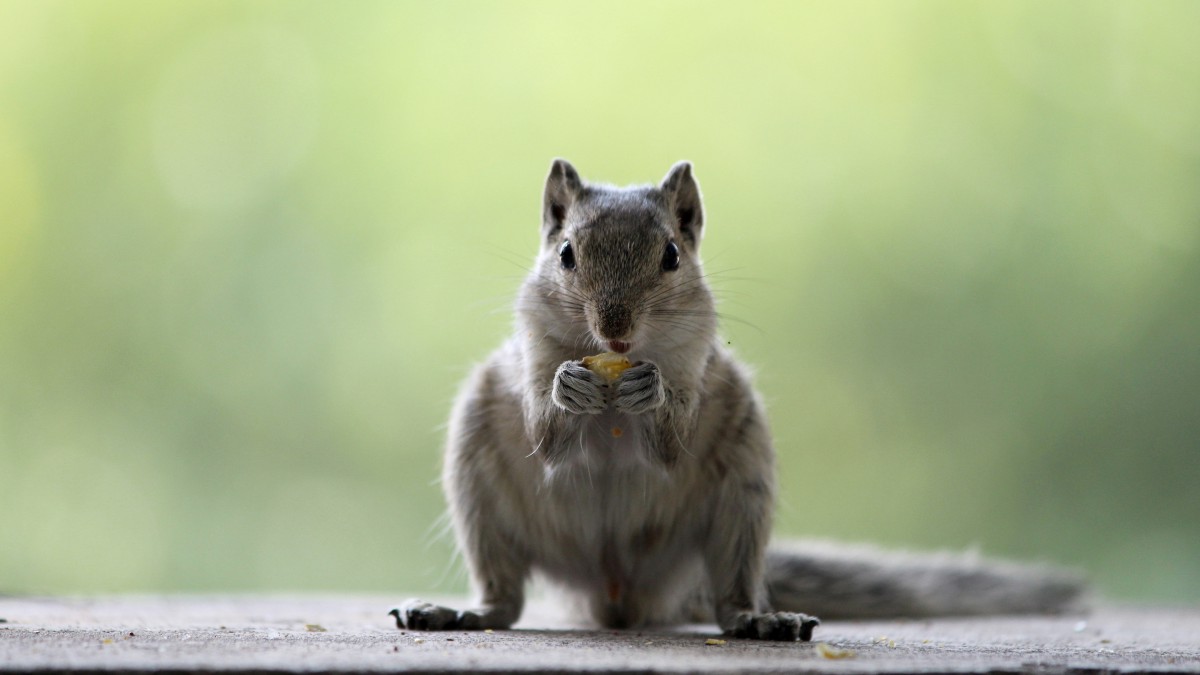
524, 158, 714, 356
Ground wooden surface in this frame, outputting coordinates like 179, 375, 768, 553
1, 595, 1198, 673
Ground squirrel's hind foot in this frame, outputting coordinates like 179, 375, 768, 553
389, 600, 486, 631
727, 611, 820, 641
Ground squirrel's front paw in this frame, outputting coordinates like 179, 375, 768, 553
614, 362, 665, 414
552, 361, 607, 414
727, 611, 820, 641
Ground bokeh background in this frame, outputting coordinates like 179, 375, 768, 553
1, 1, 1197, 603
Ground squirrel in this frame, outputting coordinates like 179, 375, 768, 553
390, 159, 1086, 641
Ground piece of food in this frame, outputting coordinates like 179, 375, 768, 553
611, 427, 623, 438
815, 642, 855, 659
704, 638, 727, 646
582, 351, 632, 382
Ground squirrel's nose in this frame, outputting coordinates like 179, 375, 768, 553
595, 302, 633, 342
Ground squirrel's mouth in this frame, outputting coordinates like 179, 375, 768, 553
607, 340, 631, 354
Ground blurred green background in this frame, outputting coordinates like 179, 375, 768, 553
1, 0, 1197, 603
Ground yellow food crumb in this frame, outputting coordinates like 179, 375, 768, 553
305, 624, 327, 632
484, 629, 494, 634
413, 638, 425, 644
815, 642, 855, 659
612, 427, 623, 437
582, 352, 632, 382
704, 638, 727, 646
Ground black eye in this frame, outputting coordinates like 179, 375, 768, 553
662, 241, 680, 271
559, 240, 576, 270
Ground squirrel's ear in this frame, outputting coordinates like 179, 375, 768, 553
660, 161, 704, 247
543, 158, 582, 237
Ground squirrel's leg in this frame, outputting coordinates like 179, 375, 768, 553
391, 486, 529, 632
455, 516, 529, 629
394, 362, 530, 632
702, 445, 819, 641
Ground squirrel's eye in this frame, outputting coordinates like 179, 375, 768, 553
559, 240, 576, 270
662, 241, 680, 271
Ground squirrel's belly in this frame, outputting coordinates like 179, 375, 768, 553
532, 454, 698, 601
534, 525, 701, 607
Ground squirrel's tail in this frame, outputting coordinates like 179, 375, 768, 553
765, 540, 1088, 620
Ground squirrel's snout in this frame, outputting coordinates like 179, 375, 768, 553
593, 301, 634, 345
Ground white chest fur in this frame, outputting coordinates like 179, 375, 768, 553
533, 413, 698, 595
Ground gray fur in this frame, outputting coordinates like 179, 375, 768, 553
765, 541, 1088, 619
392, 160, 1085, 640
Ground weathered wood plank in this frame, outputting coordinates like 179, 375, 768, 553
1, 596, 1197, 673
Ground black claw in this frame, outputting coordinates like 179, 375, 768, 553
387, 608, 405, 629
800, 616, 820, 642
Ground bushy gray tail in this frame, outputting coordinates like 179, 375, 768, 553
765, 541, 1088, 620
